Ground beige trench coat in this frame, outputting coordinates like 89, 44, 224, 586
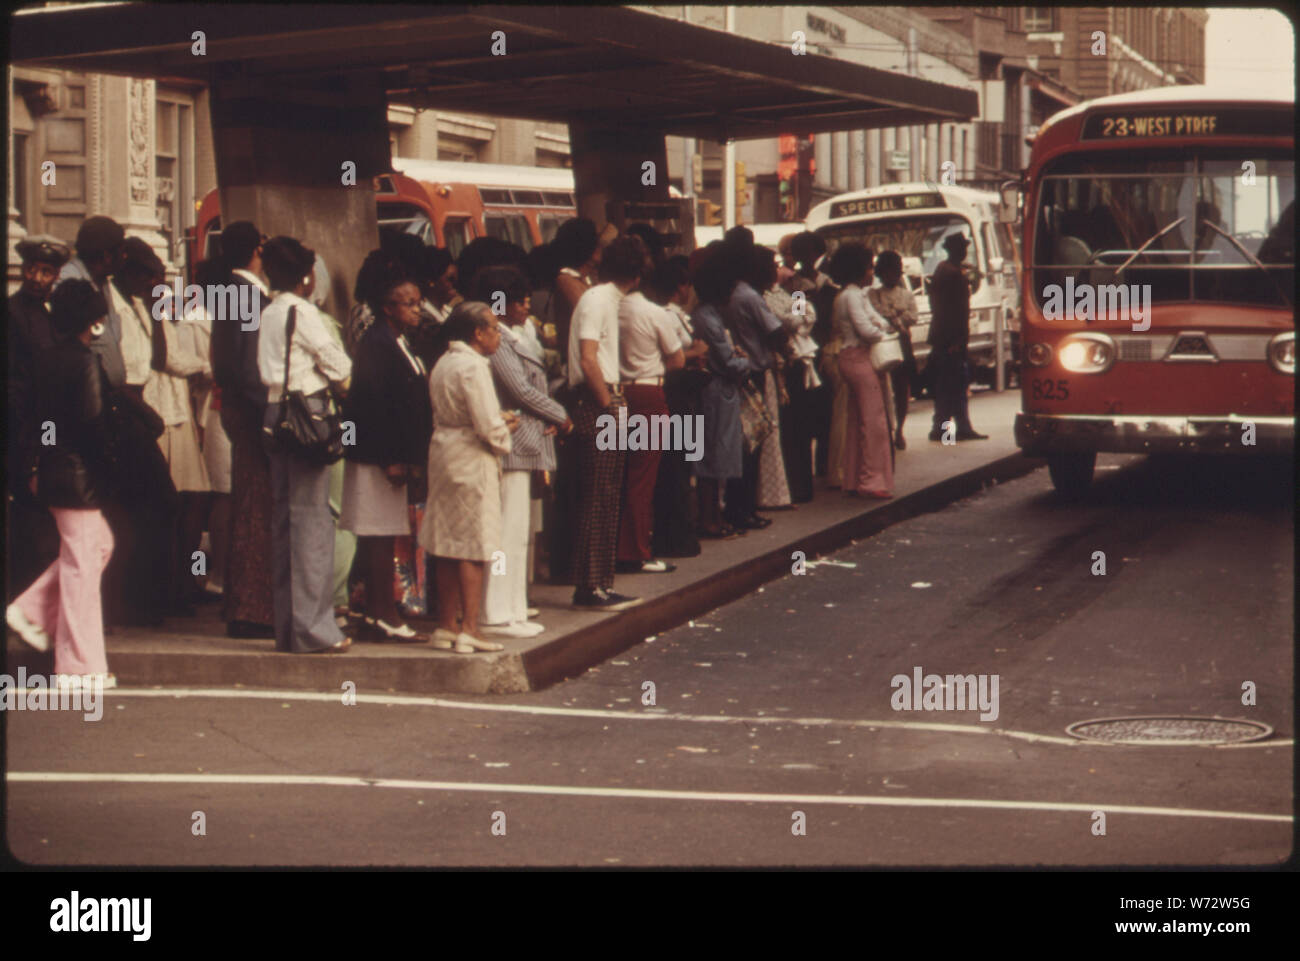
419, 342, 512, 562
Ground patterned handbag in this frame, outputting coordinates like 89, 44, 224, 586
738, 377, 775, 454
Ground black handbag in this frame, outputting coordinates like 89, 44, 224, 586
265, 306, 344, 464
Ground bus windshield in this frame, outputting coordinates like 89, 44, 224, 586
1033, 151, 1294, 308
818, 214, 978, 275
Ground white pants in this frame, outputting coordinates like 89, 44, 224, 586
482, 470, 532, 625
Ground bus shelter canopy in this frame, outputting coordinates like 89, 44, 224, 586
13, 3, 978, 140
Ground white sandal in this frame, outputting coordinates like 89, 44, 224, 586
456, 632, 504, 653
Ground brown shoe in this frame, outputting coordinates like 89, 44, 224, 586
312, 637, 352, 654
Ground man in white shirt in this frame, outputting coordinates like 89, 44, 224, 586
615, 251, 685, 575
567, 236, 646, 611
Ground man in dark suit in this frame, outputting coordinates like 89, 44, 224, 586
927, 233, 988, 441
210, 221, 277, 637
7, 235, 71, 597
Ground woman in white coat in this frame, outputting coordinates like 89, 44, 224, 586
420, 301, 520, 653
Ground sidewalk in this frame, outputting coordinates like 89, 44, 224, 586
7, 390, 1038, 695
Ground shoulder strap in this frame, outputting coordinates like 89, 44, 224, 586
281, 305, 297, 397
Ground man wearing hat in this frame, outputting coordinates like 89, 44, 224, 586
56, 215, 130, 389
7, 235, 71, 597
927, 231, 988, 442
10, 234, 70, 396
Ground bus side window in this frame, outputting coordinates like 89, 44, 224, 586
538, 215, 563, 244
443, 217, 469, 259
486, 213, 534, 252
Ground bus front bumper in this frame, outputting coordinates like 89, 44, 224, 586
1015, 413, 1294, 454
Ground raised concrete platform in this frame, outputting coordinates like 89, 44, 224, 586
7, 391, 1039, 695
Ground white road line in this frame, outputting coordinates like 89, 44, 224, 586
95, 687, 1085, 745
7, 772, 1291, 823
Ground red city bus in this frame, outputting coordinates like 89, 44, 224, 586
1006, 86, 1294, 494
185, 160, 577, 281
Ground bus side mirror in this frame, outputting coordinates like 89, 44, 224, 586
999, 181, 1019, 224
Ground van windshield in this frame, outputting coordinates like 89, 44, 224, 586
818, 214, 978, 275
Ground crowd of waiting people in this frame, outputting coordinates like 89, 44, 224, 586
6, 211, 985, 684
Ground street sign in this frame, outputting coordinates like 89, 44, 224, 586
888, 150, 910, 171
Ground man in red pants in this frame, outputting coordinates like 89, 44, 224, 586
615, 242, 686, 575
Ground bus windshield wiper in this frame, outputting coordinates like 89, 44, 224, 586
1198, 218, 1293, 309
1115, 217, 1185, 275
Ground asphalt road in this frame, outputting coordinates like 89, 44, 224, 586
6, 454, 1292, 867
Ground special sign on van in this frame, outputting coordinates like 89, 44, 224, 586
1080, 108, 1288, 140
830, 192, 945, 219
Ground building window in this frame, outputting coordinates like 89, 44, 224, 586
155, 97, 193, 268
1024, 8, 1055, 32
438, 136, 481, 163
13, 132, 29, 229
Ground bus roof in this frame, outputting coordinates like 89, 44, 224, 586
392, 157, 575, 191
1036, 84, 1296, 144
806, 182, 997, 229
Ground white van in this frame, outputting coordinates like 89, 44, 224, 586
693, 223, 801, 249
805, 183, 1021, 389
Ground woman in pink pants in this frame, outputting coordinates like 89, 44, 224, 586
7, 280, 117, 688
828, 243, 894, 499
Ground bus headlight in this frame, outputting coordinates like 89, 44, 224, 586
1026, 342, 1052, 366
1058, 333, 1115, 373
1268, 332, 1295, 375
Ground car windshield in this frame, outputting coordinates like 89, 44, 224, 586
1032, 151, 1294, 308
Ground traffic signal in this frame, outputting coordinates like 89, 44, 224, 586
700, 199, 722, 226
735, 161, 749, 211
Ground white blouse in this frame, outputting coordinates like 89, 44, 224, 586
831, 284, 891, 349
258, 291, 353, 400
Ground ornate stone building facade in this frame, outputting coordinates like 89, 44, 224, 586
8, 66, 211, 287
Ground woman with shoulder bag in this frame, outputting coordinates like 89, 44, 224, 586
867, 250, 920, 450
829, 242, 894, 499
6, 281, 118, 689
340, 262, 434, 642
257, 237, 354, 654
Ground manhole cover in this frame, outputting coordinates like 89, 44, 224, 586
1065, 715, 1273, 745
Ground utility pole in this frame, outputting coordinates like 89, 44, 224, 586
723, 5, 736, 229
908, 27, 921, 184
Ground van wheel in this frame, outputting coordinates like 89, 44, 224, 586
1047, 452, 1096, 498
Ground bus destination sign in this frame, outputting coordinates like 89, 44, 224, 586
1081, 108, 1291, 140
830, 192, 945, 219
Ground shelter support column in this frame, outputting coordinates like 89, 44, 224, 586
567, 123, 670, 235
208, 71, 390, 321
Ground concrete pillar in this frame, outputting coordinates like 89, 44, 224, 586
814, 132, 831, 189
209, 72, 389, 321
833, 132, 849, 193
866, 129, 880, 188
850, 130, 866, 192
567, 122, 670, 233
